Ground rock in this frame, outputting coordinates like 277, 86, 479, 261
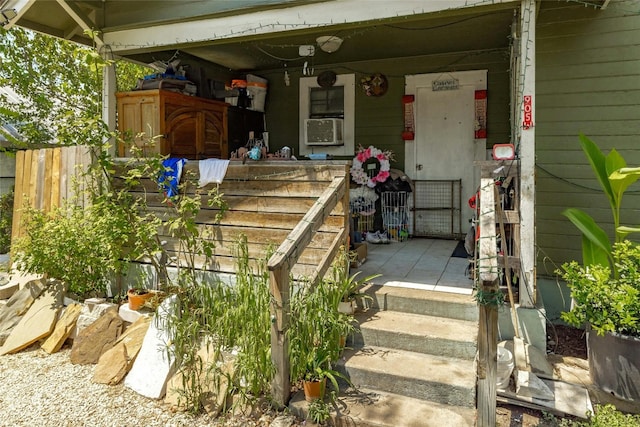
74, 302, 117, 338
93, 342, 129, 385
270, 414, 298, 427
70, 306, 124, 365
0, 279, 45, 346
92, 316, 151, 385
0, 280, 65, 355
124, 295, 178, 399
0, 280, 18, 300
41, 303, 82, 354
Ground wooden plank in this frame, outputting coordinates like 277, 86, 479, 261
270, 263, 291, 408
306, 227, 348, 286
10, 150, 25, 248
50, 147, 61, 209
29, 149, 39, 210
477, 299, 498, 427
43, 148, 54, 212
19, 149, 33, 238
59, 147, 68, 206
268, 177, 346, 272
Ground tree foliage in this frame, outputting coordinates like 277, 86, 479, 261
0, 26, 149, 147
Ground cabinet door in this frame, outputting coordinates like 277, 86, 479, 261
165, 109, 199, 159
118, 95, 160, 156
202, 109, 227, 159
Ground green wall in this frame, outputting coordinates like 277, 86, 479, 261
536, 0, 640, 275
259, 49, 510, 173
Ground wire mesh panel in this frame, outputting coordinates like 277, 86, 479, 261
382, 191, 409, 241
412, 180, 462, 239
349, 186, 377, 234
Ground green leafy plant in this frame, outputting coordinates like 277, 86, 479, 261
0, 187, 13, 254
558, 240, 640, 337
563, 134, 640, 271
307, 398, 331, 424
555, 404, 640, 427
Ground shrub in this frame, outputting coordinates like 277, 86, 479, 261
0, 188, 13, 254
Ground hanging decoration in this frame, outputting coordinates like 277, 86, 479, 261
402, 95, 415, 140
474, 90, 487, 139
360, 73, 388, 97
350, 145, 393, 188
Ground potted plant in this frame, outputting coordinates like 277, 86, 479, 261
327, 247, 380, 315
127, 287, 154, 310
301, 347, 349, 402
559, 134, 640, 401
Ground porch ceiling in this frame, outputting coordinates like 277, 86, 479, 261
5, 0, 520, 72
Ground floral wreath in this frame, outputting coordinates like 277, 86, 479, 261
350, 145, 393, 188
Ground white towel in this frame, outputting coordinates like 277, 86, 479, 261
198, 158, 230, 187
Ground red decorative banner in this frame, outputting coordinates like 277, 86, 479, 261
474, 90, 487, 139
523, 95, 533, 129
402, 94, 415, 140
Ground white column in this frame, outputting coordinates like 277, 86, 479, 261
518, 0, 536, 308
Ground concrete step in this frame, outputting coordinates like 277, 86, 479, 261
338, 345, 476, 408
289, 387, 476, 427
359, 284, 478, 322
352, 310, 477, 360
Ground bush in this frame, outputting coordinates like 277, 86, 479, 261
557, 404, 640, 427
0, 188, 13, 254
558, 241, 640, 337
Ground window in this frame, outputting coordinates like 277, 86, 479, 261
309, 87, 344, 118
299, 74, 354, 156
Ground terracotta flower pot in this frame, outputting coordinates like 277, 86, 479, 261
303, 378, 326, 402
127, 289, 153, 310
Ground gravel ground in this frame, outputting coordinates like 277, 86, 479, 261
0, 344, 299, 427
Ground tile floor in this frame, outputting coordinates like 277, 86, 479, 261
353, 238, 474, 295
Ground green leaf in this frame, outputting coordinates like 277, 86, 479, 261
579, 134, 615, 209
563, 208, 612, 257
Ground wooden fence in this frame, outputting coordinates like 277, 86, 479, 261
11, 145, 93, 245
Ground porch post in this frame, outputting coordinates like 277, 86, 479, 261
518, 0, 536, 308
101, 53, 117, 157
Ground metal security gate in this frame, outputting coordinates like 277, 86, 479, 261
412, 179, 462, 239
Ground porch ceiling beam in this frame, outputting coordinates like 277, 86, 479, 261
3, 0, 36, 30
55, 0, 103, 46
102, 0, 515, 54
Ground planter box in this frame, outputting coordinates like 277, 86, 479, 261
587, 330, 640, 402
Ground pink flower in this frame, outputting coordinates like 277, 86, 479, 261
375, 170, 390, 182
376, 153, 387, 161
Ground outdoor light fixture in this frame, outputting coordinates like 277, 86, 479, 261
316, 36, 343, 53
0, 8, 17, 26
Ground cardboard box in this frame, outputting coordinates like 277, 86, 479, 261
350, 242, 368, 268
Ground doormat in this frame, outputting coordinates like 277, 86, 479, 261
451, 240, 469, 258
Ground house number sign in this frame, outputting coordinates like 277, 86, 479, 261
523, 95, 533, 129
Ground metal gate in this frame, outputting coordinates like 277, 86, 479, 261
412, 179, 462, 239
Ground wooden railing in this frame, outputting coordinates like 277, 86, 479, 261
267, 174, 348, 406
476, 160, 520, 427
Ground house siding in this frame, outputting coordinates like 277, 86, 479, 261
536, 0, 640, 273
262, 49, 510, 173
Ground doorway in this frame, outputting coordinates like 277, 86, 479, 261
405, 70, 487, 237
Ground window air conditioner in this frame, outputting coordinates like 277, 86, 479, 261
304, 118, 344, 146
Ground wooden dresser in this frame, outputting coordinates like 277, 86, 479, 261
116, 90, 228, 160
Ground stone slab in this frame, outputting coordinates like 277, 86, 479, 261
0, 280, 19, 300
0, 280, 65, 355
41, 303, 82, 354
93, 342, 130, 385
118, 303, 152, 324
516, 370, 555, 401
0, 279, 45, 345
70, 307, 124, 364
124, 295, 177, 399
92, 316, 151, 385
498, 377, 593, 419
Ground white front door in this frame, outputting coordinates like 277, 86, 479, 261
405, 70, 487, 231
